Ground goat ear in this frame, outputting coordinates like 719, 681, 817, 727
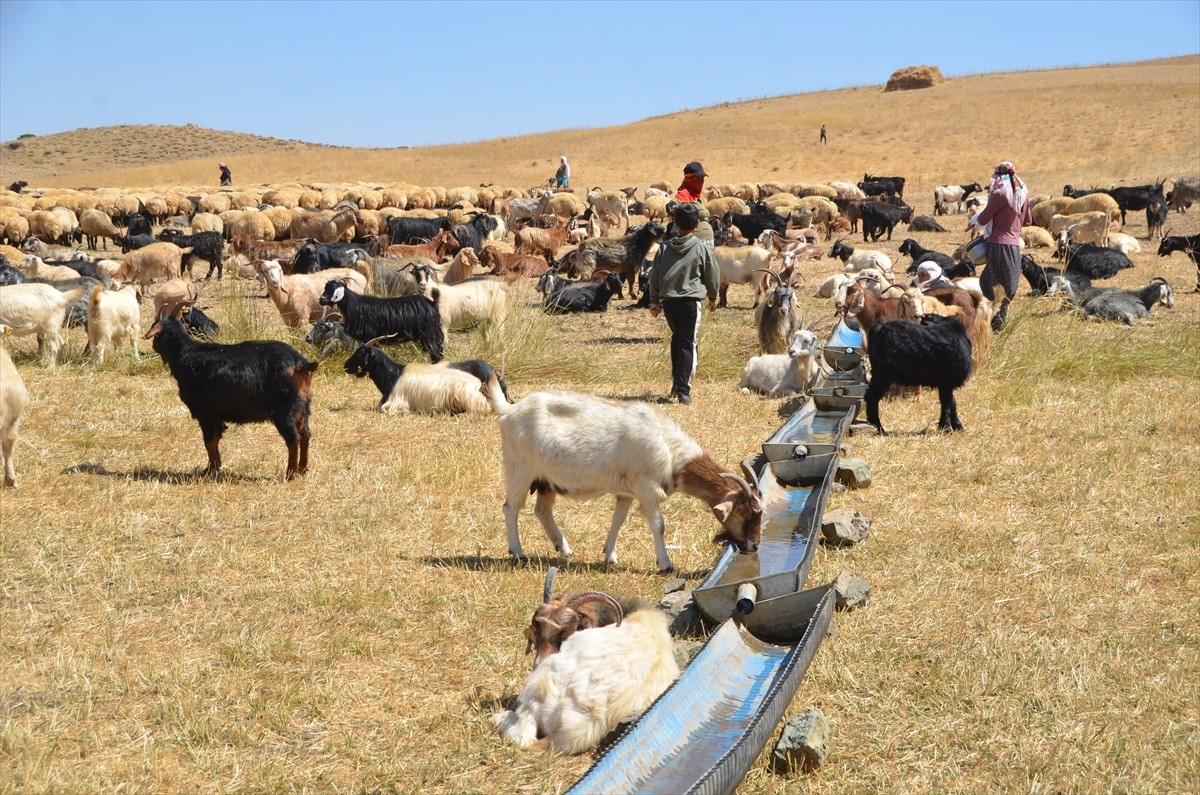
712, 501, 734, 523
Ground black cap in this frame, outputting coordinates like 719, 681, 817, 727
683, 161, 707, 177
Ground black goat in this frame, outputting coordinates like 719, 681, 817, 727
179, 304, 220, 339
386, 215, 451, 246
1105, 182, 1165, 225
573, 221, 664, 296
724, 203, 787, 240
451, 213, 500, 253
1078, 278, 1175, 325
291, 240, 371, 274
899, 238, 955, 273
125, 213, 152, 237
858, 173, 906, 198
1053, 241, 1134, 280
344, 344, 510, 404
318, 279, 444, 362
860, 201, 913, 242
1157, 233, 1200, 290
1020, 256, 1093, 297
1062, 185, 1104, 198
908, 215, 948, 233
145, 313, 317, 479
1146, 197, 1168, 240
9, 180, 28, 194
115, 233, 156, 253
865, 314, 973, 435
539, 270, 625, 314
304, 317, 358, 357
157, 229, 225, 280
0, 262, 25, 285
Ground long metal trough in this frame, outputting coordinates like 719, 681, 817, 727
560, 318, 869, 794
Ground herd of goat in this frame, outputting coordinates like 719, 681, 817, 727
1, 170, 1197, 754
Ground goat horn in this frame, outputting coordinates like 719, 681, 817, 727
721, 470, 755, 496
542, 566, 558, 603
564, 591, 623, 627
364, 333, 399, 347
753, 268, 782, 286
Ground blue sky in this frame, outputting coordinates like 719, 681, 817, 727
1, 0, 1197, 148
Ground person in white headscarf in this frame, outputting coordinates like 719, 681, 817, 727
972, 161, 1032, 330
555, 156, 570, 189
916, 261, 952, 291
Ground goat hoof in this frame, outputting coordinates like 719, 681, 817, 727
656, 565, 676, 576
510, 554, 529, 568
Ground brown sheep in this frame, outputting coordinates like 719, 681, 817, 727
80, 208, 119, 251
288, 208, 359, 243
112, 242, 189, 291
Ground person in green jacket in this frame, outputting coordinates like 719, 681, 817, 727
649, 203, 720, 405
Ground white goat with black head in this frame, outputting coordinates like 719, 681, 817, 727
481, 374, 764, 574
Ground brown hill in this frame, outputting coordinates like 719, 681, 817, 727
2, 54, 1197, 194
0, 124, 338, 182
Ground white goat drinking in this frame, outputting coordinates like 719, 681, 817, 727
482, 375, 764, 574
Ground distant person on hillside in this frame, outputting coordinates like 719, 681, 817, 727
971, 160, 1032, 332
674, 161, 714, 250
820, 124, 827, 145
218, 162, 232, 186
555, 156, 570, 189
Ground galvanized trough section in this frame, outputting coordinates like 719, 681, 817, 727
560, 320, 868, 794
565, 583, 835, 795
691, 456, 839, 623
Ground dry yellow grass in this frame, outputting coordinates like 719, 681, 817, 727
2, 56, 1200, 794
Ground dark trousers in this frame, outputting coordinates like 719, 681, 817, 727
663, 298, 701, 397
982, 242, 1021, 330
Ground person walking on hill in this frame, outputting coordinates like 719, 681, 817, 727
972, 160, 1032, 332
218, 162, 232, 186
555, 156, 570, 189
820, 124, 827, 145
674, 161, 715, 250
649, 202, 720, 405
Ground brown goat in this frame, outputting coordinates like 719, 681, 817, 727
843, 277, 910, 349
515, 223, 571, 264
480, 245, 549, 278
381, 229, 460, 262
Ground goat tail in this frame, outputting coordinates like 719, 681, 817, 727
483, 371, 512, 415
353, 259, 372, 283
88, 284, 104, 316
969, 294, 993, 373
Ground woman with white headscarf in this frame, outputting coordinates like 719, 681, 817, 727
972, 161, 1031, 330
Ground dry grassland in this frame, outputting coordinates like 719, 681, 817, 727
2, 57, 1200, 794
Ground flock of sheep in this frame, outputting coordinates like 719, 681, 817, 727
1, 170, 1197, 755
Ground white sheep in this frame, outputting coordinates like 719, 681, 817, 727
424, 278, 508, 335
256, 258, 368, 327
491, 608, 679, 755
0, 283, 84, 367
738, 328, 821, 397
481, 375, 764, 574
87, 285, 141, 363
0, 335, 27, 487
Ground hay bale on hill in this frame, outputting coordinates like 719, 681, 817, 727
885, 65, 945, 92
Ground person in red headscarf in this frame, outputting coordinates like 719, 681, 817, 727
972, 160, 1031, 331
674, 161, 714, 249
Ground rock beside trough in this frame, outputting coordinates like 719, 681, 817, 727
659, 589, 704, 636
771, 708, 830, 774
836, 457, 872, 489
834, 571, 871, 611
821, 508, 872, 547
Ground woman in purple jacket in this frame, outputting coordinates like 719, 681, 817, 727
973, 161, 1032, 331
